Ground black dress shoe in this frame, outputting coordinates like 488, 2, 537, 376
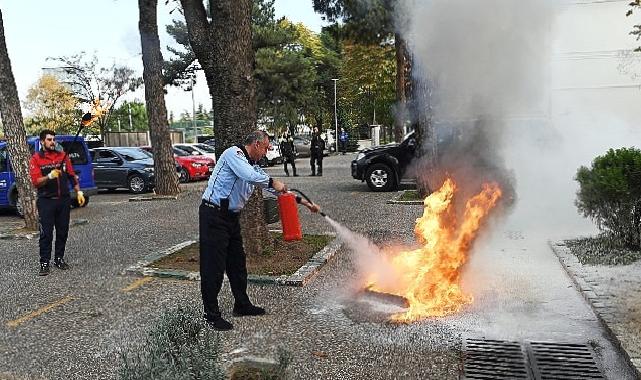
205, 315, 233, 331
233, 304, 266, 317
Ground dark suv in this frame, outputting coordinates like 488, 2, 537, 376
90, 147, 155, 193
351, 132, 416, 192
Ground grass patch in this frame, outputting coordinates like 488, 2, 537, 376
564, 235, 641, 265
152, 232, 332, 276
397, 190, 423, 202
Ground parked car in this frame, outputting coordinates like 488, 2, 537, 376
351, 132, 417, 192
141, 146, 214, 183
0, 135, 98, 216
258, 136, 282, 167
174, 143, 217, 162
293, 136, 311, 158
90, 147, 155, 193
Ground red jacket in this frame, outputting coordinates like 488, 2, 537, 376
29, 150, 77, 199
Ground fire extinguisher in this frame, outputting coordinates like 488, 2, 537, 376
278, 192, 302, 241
278, 189, 326, 242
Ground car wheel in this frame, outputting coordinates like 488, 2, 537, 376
14, 192, 24, 218
71, 195, 90, 208
179, 167, 190, 183
128, 174, 146, 194
365, 163, 397, 192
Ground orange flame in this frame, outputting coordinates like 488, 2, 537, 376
366, 177, 502, 322
81, 98, 108, 126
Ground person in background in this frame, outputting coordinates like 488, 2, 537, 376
29, 129, 85, 276
279, 132, 297, 177
200, 130, 320, 331
309, 127, 325, 176
339, 127, 349, 155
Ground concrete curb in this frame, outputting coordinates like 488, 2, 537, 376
387, 190, 423, 205
549, 241, 641, 378
129, 194, 180, 202
124, 233, 341, 287
0, 219, 88, 240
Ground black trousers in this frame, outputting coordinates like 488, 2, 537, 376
310, 151, 323, 175
199, 202, 251, 318
283, 154, 296, 176
37, 196, 71, 263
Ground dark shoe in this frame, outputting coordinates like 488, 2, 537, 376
205, 315, 233, 331
39, 262, 50, 276
53, 258, 69, 270
293, 174, 299, 177
309, 173, 316, 176
233, 304, 266, 317
317, 172, 323, 176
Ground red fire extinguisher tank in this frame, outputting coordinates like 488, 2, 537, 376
278, 192, 302, 241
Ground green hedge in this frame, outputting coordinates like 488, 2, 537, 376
575, 147, 641, 249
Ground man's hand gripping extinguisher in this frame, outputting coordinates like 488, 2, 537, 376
277, 188, 325, 241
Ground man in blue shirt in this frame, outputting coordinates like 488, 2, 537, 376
200, 130, 320, 330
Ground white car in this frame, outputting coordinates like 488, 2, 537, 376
174, 143, 217, 163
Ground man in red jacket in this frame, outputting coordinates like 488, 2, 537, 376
29, 129, 85, 276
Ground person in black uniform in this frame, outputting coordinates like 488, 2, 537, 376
309, 127, 325, 176
279, 132, 297, 177
200, 130, 320, 330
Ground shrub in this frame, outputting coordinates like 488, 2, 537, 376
575, 147, 641, 249
118, 306, 225, 380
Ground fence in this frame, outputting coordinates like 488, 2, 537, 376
103, 131, 185, 147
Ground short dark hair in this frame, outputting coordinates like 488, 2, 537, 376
244, 130, 269, 145
39, 129, 56, 140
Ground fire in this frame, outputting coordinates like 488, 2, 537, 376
366, 177, 502, 322
81, 98, 108, 126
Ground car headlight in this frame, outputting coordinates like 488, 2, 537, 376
143, 167, 154, 173
356, 152, 366, 161
191, 163, 204, 168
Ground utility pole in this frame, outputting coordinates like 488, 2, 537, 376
128, 102, 133, 130
191, 73, 196, 142
332, 78, 338, 153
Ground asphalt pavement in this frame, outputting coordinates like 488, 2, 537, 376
0, 153, 635, 379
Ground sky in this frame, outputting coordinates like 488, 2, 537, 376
0, 0, 326, 121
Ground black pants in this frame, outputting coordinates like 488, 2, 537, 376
37, 196, 71, 264
199, 202, 251, 318
283, 154, 296, 176
310, 151, 323, 175
339, 141, 347, 154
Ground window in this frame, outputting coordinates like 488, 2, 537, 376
94, 150, 116, 162
59, 141, 88, 165
113, 148, 149, 161
0, 147, 7, 172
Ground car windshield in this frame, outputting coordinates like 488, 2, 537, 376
59, 141, 89, 165
173, 148, 190, 157
113, 148, 150, 161
176, 145, 200, 154
194, 144, 215, 153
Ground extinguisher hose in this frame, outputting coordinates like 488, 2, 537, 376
289, 188, 326, 217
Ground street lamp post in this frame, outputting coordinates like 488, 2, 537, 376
332, 78, 338, 153
191, 73, 197, 142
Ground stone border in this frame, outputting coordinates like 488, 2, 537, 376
129, 194, 180, 202
550, 241, 641, 378
387, 190, 423, 205
124, 233, 341, 287
0, 219, 88, 240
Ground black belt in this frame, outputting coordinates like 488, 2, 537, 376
202, 200, 239, 216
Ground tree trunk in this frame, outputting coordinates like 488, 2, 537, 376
138, 0, 180, 196
0, 9, 38, 230
394, 33, 409, 143
182, 0, 268, 256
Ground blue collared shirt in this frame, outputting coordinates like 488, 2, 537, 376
202, 145, 274, 212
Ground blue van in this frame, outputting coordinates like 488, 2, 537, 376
0, 135, 98, 216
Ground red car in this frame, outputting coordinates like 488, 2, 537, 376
141, 146, 215, 183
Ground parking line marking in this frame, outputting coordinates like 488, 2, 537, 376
121, 277, 154, 292
6, 296, 74, 328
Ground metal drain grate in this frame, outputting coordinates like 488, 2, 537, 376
463, 339, 530, 379
462, 339, 605, 380
528, 341, 604, 380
